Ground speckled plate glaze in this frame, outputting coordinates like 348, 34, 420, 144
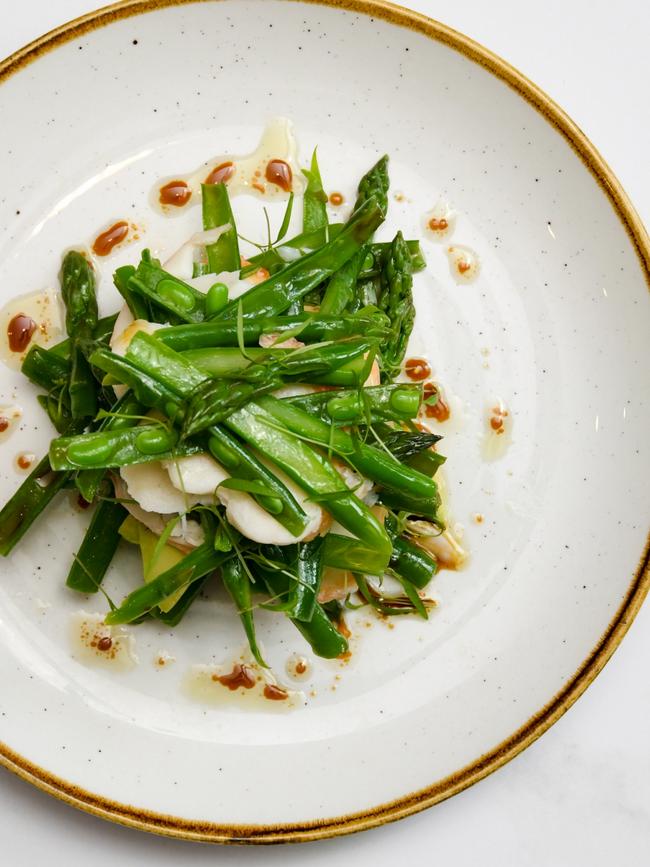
0, 0, 648, 844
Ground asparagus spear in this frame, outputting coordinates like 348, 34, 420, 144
378, 231, 414, 381
47, 313, 118, 359
215, 196, 385, 320
301, 149, 328, 234
66, 500, 127, 593
354, 155, 389, 215
60, 251, 100, 418
199, 182, 240, 274
320, 248, 366, 315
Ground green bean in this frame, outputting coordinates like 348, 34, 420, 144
66, 500, 127, 593
390, 536, 437, 589
0, 457, 71, 556
114, 265, 151, 320
22, 346, 70, 391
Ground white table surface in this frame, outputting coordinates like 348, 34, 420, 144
1, 1, 648, 864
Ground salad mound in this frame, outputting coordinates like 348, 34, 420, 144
0, 138, 454, 664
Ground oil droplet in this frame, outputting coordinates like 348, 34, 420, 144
423, 200, 455, 240
447, 244, 480, 281
481, 399, 513, 461
286, 653, 311, 681
70, 612, 138, 670
473, 513, 485, 524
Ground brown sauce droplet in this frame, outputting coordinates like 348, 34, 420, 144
97, 636, 113, 651
329, 192, 344, 206
205, 161, 235, 185
159, 179, 192, 207
213, 663, 256, 691
489, 405, 509, 434
263, 684, 289, 701
265, 159, 292, 192
0, 418, 9, 433
424, 382, 451, 422
428, 216, 448, 231
16, 453, 35, 470
405, 357, 431, 382
92, 221, 129, 256
295, 660, 307, 675
7, 314, 37, 353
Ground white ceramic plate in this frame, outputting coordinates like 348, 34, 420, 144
0, 0, 648, 844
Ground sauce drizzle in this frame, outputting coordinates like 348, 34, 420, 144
423, 382, 451, 422
263, 684, 289, 701
7, 314, 36, 353
329, 192, 344, 206
212, 663, 256, 691
265, 159, 292, 192
205, 161, 235, 185
92, 221, 129, 256
405, 357, 431, 381
159, 179, 192, 207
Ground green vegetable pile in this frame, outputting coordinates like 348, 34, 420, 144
0, 151, 447, 663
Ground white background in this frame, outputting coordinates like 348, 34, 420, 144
1, 1, 649, 864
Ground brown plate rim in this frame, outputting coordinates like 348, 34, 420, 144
0, 0, 648, 845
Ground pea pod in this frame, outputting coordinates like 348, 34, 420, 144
50, 423, 201, 471
129, 250, 207, 323
200, 182, 240, 274
284, 383, 422, 425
